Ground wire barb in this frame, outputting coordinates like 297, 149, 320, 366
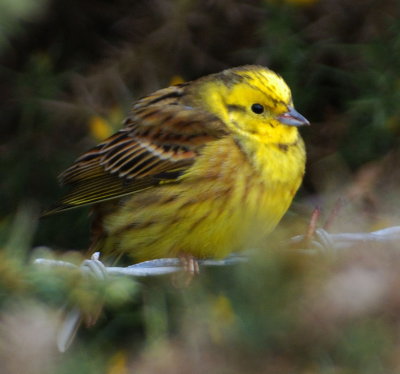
33, 253, 248, 277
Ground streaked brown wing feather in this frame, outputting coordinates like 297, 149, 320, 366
45, 84, 228, 215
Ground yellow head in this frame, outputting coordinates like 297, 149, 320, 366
188, 65, 309, 144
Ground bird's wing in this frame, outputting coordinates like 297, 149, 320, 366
44, 85, 228, 215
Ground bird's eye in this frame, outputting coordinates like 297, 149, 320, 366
251, 103, 264, 114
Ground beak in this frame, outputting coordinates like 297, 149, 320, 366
277, 107, 310, 127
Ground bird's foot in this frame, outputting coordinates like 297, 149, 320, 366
172, 254, 200, 287
180, 253, 200, 275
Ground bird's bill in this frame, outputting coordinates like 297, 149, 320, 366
277, 107, 310, 127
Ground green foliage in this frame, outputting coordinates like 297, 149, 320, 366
1, 0, 400, 372
0, 0, 48, 51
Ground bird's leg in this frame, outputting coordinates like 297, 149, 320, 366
171, 254, 200, 287
179, 253, 200, 275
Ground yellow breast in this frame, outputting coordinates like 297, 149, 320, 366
177, 136, 305, 257
103, 135, 305, 261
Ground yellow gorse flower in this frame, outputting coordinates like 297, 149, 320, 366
209, 294, 236, 343
106, 352, 128, 374
89, 115, 113, 141
169, 75, 185, 86
46, 66, 309, 262
89, 107, 125, 141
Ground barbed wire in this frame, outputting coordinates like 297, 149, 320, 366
34, 226, 400, 279
32, 225, 400, 352
291, 226, 400, 253
33, 252, 249, 277
33, 251, 248, 352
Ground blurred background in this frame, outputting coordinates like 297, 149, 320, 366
1, 0, 400, 373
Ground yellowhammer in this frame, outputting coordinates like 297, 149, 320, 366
46, 65, 309, 263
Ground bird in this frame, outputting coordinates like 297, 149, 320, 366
45, 65, 309, 267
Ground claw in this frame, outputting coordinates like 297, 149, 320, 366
180, 254, 200, 275
172, 254, 200, 287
